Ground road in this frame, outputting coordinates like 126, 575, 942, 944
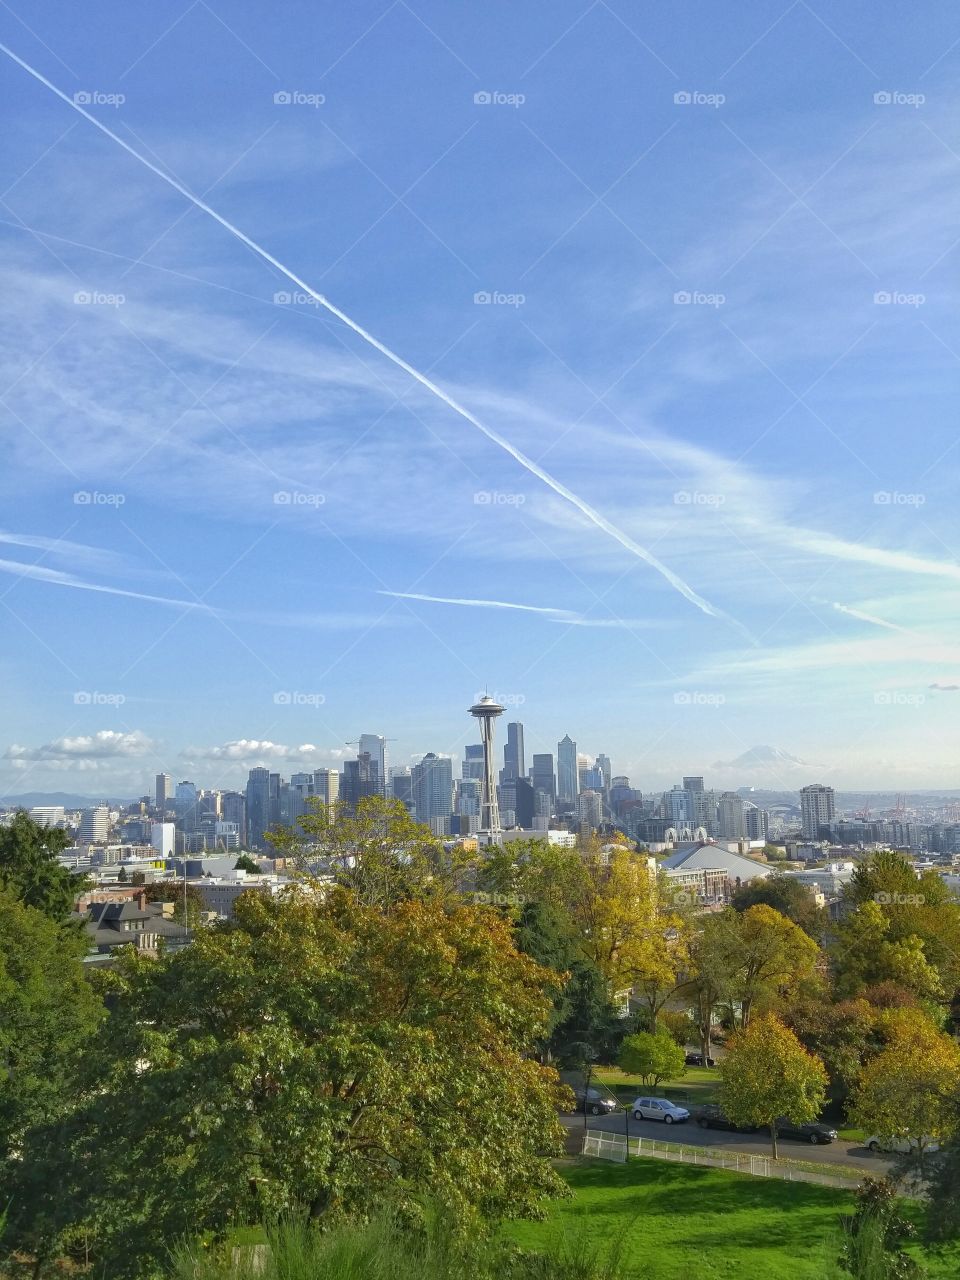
561, 1109, 892, 1172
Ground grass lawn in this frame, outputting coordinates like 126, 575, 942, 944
593, 1063, 721, 1105
505, 1157, 853, 1279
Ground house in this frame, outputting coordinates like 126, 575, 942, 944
78, 899, 189, 961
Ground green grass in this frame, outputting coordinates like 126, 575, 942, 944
504, 1157, 854, 1279
592, 1064, 721, 1105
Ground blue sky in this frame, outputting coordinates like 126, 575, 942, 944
2, 0, 960, 798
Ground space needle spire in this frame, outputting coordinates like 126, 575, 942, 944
468, 694, 505, 838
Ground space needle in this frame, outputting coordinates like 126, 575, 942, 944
468, 694, 504, 838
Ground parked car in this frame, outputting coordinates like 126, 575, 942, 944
774, 1117, 838, 1144
696, 1104, 755, 1133
632, 1096, 690, 1125
685, 1052, 716, 1067
866, 1135, 940, 1154
572, 1085, 620, 1116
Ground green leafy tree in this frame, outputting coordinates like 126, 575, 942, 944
731, 873, 826, 939
850, 1010, 960, 1163
718, 1013, 828, 1158
0, 888, 103, 1160
785, 996, 878, 1109
141, 879, 206, 927
550, 960, 625, 1068
233, 853, 261, 874
0, 810, 87, 920
831, 901, 943, 1001
8, 887, 569, 1276
618, 1029, 685, 1087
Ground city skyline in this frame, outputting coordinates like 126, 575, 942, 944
3, 2, 960, 795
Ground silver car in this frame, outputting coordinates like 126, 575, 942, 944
632, 1096, 690, 1124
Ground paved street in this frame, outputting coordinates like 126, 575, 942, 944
561, 1109, 891, 1172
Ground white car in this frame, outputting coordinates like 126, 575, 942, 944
866, 1134, 940, 1154
632, 1096, 690, 1125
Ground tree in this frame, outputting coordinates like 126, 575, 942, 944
718, 1013, 828, 1158
0, 888, 102, 1160
831, 900, 943, 1001
550, 961, 626, 1068
141, 879, 205, 927
785, 996, 878, 1110
725, 905, 820, 1028
234, 853, 261, 874
618, 1029, 685, 1087
850, 1012, 960, 1164
0, 810, 87, 920
731, 873, 826, 939
8, 886, 569, 1275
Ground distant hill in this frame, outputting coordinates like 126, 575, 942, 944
0, 791, 133, 809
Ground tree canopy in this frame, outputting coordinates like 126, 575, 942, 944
0, 810, 87, 920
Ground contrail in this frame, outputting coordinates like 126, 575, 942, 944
831, 602, 912, 634
0, 43, 751, 640
377, 589, 577, 617
0, 556, 215, 609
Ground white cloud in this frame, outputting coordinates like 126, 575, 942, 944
5, 729, 157, 762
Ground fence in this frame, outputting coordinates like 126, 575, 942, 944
581, 1130, 862, 1189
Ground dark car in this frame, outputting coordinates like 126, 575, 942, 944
572, 1085, 619, 1116
774, 1117, 838, 1145
685, 1052, 716, 1067
696, 1104, 755, 1133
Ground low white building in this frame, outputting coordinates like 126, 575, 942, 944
193, 870, 289, 919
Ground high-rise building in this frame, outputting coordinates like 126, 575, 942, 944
557, 735, 578, 805
174, 780, 198, 830
502, 721, 525, 782
341, 754, 380, 814
718, 792, 746, 839
577, 790, 602, 829
595, 753, 612, 794
79, 804, 109, 845
669, 786, 691, 826
155, 772, 173, 812
412, 753, 454, 830
744, 803, 769, 841
151, 822, 175, 859
462, 744, 485, 781
358, 734, 387, 795
245, 767, 271, 849
682, 776, 704, 792
313, 768, 340, 806
801, 784, 835, 840
389, 767, 414, 813
221, 791, 246, 843
532, 753, 555, 800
